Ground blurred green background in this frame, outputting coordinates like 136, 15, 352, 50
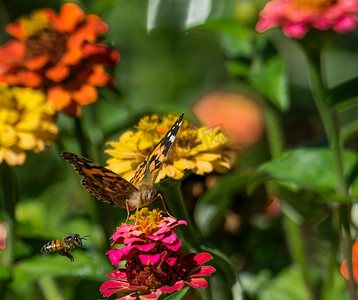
2, 0, 358, 299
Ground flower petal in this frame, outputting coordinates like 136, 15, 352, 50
185, 277, 208, 289
56, 2, 84, 32
188, 265, 216, 277
159, 280, 184, 293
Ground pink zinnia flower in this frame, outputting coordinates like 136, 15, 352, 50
256, 0, 358, 38
100, 208, 215, 300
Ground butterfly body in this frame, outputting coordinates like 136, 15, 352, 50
62, 113, 184, 211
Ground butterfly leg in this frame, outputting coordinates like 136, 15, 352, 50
157, 193, 173, 218
125, 201, 130, 224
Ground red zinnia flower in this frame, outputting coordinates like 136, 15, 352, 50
100, 208, 215, 300
0, 2, 119, 115
256, 0, 358, 38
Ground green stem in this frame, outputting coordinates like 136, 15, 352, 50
264, 99, 316, 299
0, 163, 18, 266
264, 102, 284, 159
38, 276, 64, 300
74, 116, 89, 158
305, 49, 356, 300
285, 217, 316, 300
0, 163, 19, 298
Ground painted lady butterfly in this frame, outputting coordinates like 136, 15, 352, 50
61, 113, 184, 211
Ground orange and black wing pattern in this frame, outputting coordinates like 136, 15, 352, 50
130, 113, 184, 186
61, 151, 137, 208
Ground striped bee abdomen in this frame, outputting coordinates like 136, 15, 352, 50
41, 239, 64, 253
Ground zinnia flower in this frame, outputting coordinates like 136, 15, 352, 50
0, 2, 119, 115
105, 114, 234, 182
100, 208, 215, 299
256, 0, 358, 38
0, 83, 58, 166
340, 237, 358, 283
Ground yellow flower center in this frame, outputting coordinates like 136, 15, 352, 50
292, 0, 336, 10
20, 11, 51, 38
129, 208, 164, 233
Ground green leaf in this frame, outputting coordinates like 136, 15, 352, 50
11, 251, 111, 287
328, 76, 358, 106
249, 55, 289, 111
248, 148, 358, 201
161, 287, 189, 300
258, 265, 310, 300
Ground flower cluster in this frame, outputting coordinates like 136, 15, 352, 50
0, 2, 119, 115
105, 114, 234, 182
100, 208, 215, 299
256, 0, 358, 38
0, 83, 58, 166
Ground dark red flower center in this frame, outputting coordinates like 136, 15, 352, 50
126, 248, 188, 289
25, 27, 68, 63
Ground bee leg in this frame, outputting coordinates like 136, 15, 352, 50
157, 193, 173, 218
59, 249, 74, 262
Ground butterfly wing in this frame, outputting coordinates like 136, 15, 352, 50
61, 151, 137, 208
130, 113, 184, 186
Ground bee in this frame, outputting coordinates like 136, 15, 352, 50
41, 234, 90, 262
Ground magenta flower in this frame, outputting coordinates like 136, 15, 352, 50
256, 0, 358, 38
100, 208, 215, 300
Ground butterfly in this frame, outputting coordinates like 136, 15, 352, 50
61, 113, 184, 211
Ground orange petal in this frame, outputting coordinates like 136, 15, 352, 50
0, 41, 25, 67
45, 64, 70, 82
41, 7, 58, 25
57, 3, 84, 32
6, 21, 26, 40
8, 71, 42, 87
72, 84, 97, 105
61, 47, 83, 65
47, 86, 72, 110
88, 65, 110, 86
24, 55, 49, 70
67, 15, 107, 48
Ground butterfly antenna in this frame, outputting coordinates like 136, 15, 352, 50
82, 235, 91, 240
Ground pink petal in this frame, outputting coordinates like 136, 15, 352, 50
185, 252, 213, 270
334, 15, 357, 32
118, 294, 138, 300
106, 269, 128, 281
185, 277, 208, 289
166, 239, 182, 251
283, 22, 308, 38
159, 280, 184, 293
139, 253, 162, 265
100, 279, 128, 292
148, 233, 165, 241
167, 257, 177, 266
161, 233, 178, 244
188, 265, 216, 277
138, 291, 163, 299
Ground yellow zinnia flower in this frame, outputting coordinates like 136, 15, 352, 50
0, 83, 58, 166
105, 114, 234, 182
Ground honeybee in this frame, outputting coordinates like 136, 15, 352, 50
40, 234, 90, 262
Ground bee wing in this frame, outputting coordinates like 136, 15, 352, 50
61, 151, 137, 208
130, 113, 184, 186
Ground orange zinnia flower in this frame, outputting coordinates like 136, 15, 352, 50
0, 3, 119, 115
